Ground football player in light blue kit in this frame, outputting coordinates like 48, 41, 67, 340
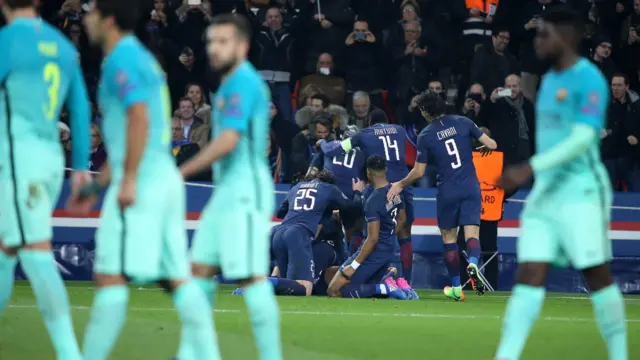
67, 1, 219, 360
180, 14, 281, 360
495, 6, 627, 360
0, 1, 91, 359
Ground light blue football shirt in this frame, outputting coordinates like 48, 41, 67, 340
534, 58, 610, 200
0, 17, 90, 169
211, 61, 274, 209
98, 35, 174, 183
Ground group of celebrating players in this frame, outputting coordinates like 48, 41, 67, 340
0, 0, 629, 359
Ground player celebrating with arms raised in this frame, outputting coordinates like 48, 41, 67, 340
179, 14, 282, 360
495, 6, 627, 360
0, 0, 92, 358
388, 90, 497, 301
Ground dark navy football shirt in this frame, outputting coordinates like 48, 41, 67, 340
310, 142, 366, 198
364, 184, 404, 253
416, 115, 483, 187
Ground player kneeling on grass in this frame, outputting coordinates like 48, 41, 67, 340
327, 155, 417, 300
236, 171, 364, 296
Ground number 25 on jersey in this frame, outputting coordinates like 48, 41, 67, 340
294, 189, 317, 210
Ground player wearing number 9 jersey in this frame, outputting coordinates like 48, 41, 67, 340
388, 90, 497, 300
320, 109, 416, 283
0, 2, 91, 359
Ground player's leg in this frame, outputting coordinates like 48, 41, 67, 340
396, 187, 414, 282
495, 211, 557, 360
328, 253, 406, 300
267, 226, 309, 296
160, 178, 221, 360
83, 188, 133, 360
461, 190, 484, 294
3, 159, 82, 359
437, 192, 464, 300
224, 208, 281, 360
564, 199, 627, 360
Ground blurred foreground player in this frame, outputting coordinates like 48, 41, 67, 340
0, 0, 92, 358
495, 6, 627, 360
179, 14, 282, 360
388, 90, 497, 301
327, 155, 417, 300
321, 110, 415, 283
70, 1, 220, 359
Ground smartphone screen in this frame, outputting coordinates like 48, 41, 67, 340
187, 0, 202, 5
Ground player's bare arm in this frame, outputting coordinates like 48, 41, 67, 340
180, 129, 240, 178
342, 220, 380, 278
119, 103, 149, 208
387, 162, 426, 200
477, 133, 498, 150
499, 123, 596, 192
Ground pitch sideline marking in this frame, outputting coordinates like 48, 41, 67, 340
6, 304, 640, 323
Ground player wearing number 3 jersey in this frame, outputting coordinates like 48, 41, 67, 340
388, 90, 497, 301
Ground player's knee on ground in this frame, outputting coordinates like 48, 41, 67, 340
327, 270, 349, 297
582, 263, 614, 292
515, 262, 549, 287
94, 273, 128, 288
440, 228, 457, 244
297, 280, 313, 296
191, 263, 218, 278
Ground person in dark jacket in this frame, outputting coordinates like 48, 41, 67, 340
343, 20, 384, 110
290, 114, 334, 179
270, 102, 301, 183
590, 35, 617, 82
171, 118, 211, 181
304, 0, 355, 74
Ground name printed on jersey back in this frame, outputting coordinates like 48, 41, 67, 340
385, 195, 402, 212
373, 127, 399, 136
437, 127, 457, 140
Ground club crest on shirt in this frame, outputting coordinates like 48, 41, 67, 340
115, 70, 127, 86
217, 97, 225, 110
556, 88, 567, 102
588, 91, 600, 105
26, 183, 41, 209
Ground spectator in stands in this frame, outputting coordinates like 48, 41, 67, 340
89, 124, 107, 172
428, 80, 455, 114
458, 0, 498, 57
174, 83, 211, 122
591, 35, 616, 81
517, 0, 561, 101
52, 0, 84, 29
603, 73, 640, 190
60, 122, 72, 174
270, 102, 300, 183
344, 20, 384, 109
290, 115, 334, 178
349, 91, 379, 129
460, 83, 487, 125
296, 93, 348, 136
298, 53, 347, 106
486, 74, 534, 167
386, 0, 425, 48
249, 3, 311, 124
177, 96, 204, 141
171, 117, 200, 166
167, 46, 204, 107
469, 27, 519, 102
621, 0, 640, 90
304, 0, 355, 73
147, 0, 177, 38
389, 20, 439, 123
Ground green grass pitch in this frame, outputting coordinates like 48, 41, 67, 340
1, 281, 638, 359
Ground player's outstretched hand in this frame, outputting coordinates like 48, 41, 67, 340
118, 178, 136, 209
66, 182, 98, 216
498, 163, 533, 192
352, 178, 365, 193
341, 265, 355, 279
387, 182, 403, 200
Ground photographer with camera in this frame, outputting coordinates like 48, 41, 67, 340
460, 83, 487, 126
344, 20, 385, 110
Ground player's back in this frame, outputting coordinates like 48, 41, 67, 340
418, 115, 479, 188
212, 61, 274, 209
534, 58, 609, 198
365, 185, 403, 253
0, 19, 79, 151
99, 35, 175, 182
322, 142, 365, 197
354, 124, 408, 182
281, 180, 341, 234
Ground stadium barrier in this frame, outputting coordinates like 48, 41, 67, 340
20, 180, 640, 294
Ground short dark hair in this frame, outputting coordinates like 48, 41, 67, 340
5, 0, 35, 9
366, 155, 387, 172
492, 26, 510, 37
415, 89, 446, 117
179, 97, 195, 108
95, 0, 141, 32
211, 14, 252, 41
541, 5, 584, 35
311, 94, 330, 109
369, 109, 388, 125
612, 73, 629, 85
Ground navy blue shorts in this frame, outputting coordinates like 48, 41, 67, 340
339, 250, 392, 284
436, 185, 481, 230
271, 225, 315, 282
311, 242, 337, 296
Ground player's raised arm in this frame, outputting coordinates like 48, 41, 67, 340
180, 87, 254, 178
319, 136, 355, 158
66, 62, 91, 177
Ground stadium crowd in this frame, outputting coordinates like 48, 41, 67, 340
15, 0, 640, 191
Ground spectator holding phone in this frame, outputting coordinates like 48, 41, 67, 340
485, 74, 534, 167
460, 83, 487, 126
344, 20, 385, 110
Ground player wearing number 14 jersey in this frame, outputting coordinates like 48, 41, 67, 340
388, 90, 497, 301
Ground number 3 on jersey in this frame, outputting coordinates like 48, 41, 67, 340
390, 207, 398, 234
445, 139, 461, 169
294, 189, 317, 210
43, 62, 60, 121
